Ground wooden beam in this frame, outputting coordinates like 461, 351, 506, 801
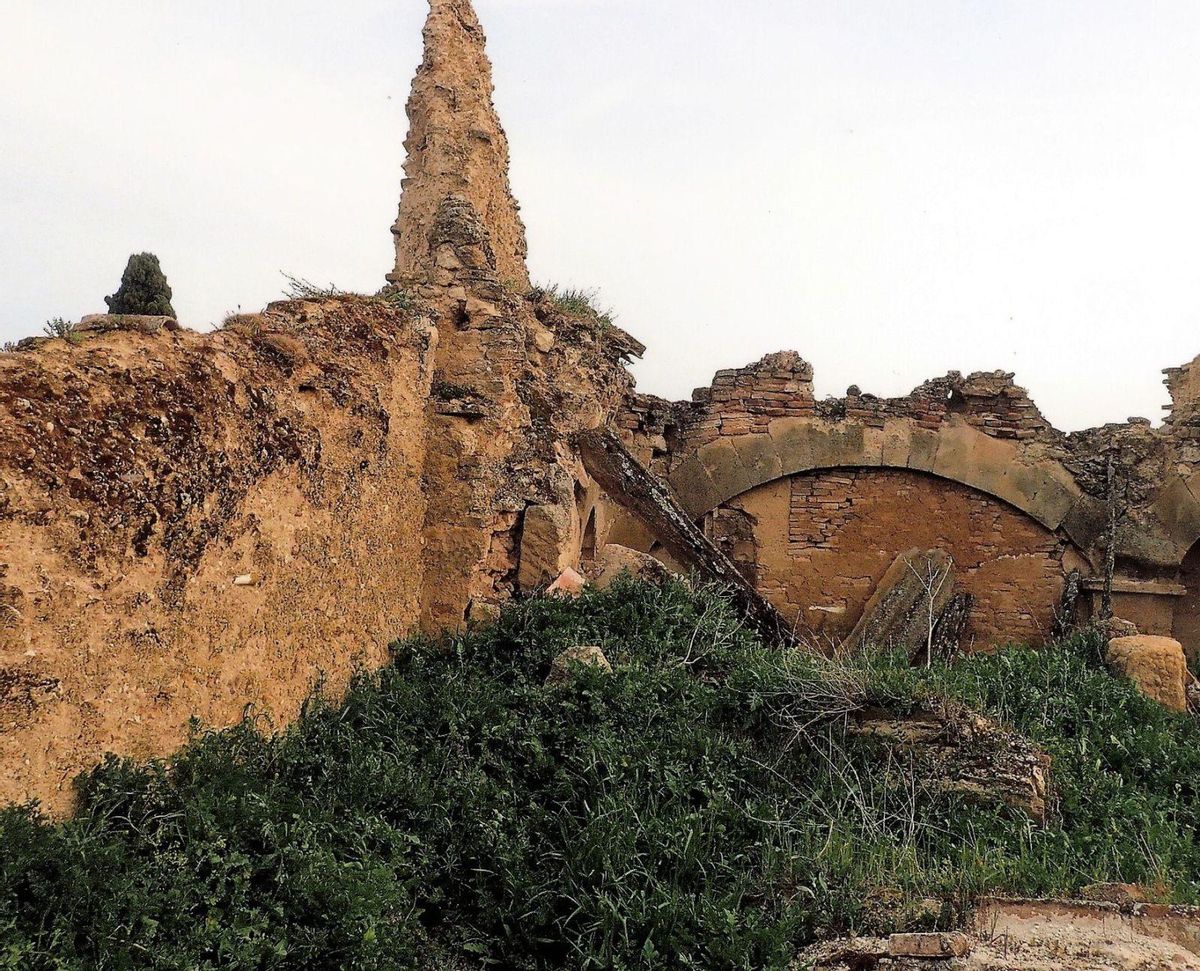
575, 429, 797, 646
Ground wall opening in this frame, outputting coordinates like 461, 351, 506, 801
1174, 540, 1200, 668
580, 509, 598, 567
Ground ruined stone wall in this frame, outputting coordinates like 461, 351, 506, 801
616, 351, 1200, 658
0, 0, 643, 813
0, 300, 436, 812
712, 469, 1077, 650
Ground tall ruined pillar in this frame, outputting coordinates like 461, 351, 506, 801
389, 0, 530, 293
392, 0, 640, 631
393, 0, 537, 630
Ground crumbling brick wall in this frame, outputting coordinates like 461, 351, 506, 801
719, 469, 1076, 649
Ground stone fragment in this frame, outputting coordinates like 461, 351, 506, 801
1092, 616, 1139, 642
888, 932, 973, 959
232, 574, 257, 587
590, 544, 671, 590
547, 568, 586, 599
840, 549, 956, 659
850, 703, 1052, 823
518, 504, 574, 591
1105, 636, 1189, 712
545, 646, 611, 686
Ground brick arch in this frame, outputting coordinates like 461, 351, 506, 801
667, 417, 1107, 552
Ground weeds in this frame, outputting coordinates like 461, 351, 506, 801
42, 317, 81, 343
282, 272, 343, 300
534, 284, 616, 330
0, 580, 1197, 969
373, 284, 422, 313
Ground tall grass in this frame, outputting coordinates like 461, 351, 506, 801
533, 285, 616, 329
0, 579, 1197, 970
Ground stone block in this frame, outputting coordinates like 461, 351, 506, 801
878, 420, 915, 468
668, 454, 723, 517
888, 932, 973, 959
932, 425, 1021, 502
547, 568, 586, 599
1149, 476, 1200, 559
545, 646, 612, 686
591, 544, 671, 590
696, 438, 755, 506
729, 433, 782, 489
859, 425, 887, 466
906, 427, 941, 472
1105, 636, 1190, 712
767, 418, 820, 477
840, 549, 956, 658
1000, 460, 1078, 530
807, 423, 866, 470
518, 503, 574, 591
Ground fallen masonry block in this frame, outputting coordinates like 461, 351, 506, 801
840, 549, 956, 660
547, 568, 586, 598
849, 702, 1052, 823
589, 543, 672, 590
888, 932, 973, 959
545, 646, 612, 686
1105, 635, 1190, 712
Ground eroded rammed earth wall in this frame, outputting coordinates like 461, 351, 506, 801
0, 0, 639, 813
1, 300, 436, 812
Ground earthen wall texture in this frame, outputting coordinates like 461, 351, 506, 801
711, 468, 1073, 650
0, 299, 435, 813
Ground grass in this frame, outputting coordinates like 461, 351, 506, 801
42, 317, 82, 344
0, 578, 1197, 970
533, 284, 616, 330
281, 273, 343, 301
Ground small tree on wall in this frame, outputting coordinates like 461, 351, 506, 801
105, 253, 177, 318
1100, 448, 1132, 621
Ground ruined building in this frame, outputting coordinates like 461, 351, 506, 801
2, 0, 1199, 811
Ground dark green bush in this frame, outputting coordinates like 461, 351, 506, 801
0, 579, 1197, 969
104, 253, 176, 318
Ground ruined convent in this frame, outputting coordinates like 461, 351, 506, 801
3, 0, 1199, 811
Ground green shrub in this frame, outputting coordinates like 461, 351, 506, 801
105, 253, 176, 318
42, 317, 81, 343
0, 579, 1197, 969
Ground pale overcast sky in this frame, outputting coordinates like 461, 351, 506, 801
2, 1, 1198, 431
